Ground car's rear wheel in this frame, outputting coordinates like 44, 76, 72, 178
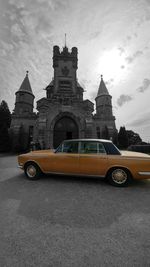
107, 168, 132, 187
24, 162, 41, 180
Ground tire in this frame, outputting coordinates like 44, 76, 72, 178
24, 162, 41, 180
107, 167, 132, 187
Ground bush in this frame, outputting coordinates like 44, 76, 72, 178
0, 100, 11, 152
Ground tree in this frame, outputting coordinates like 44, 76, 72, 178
0, 100, 11, 127
126, 130, 142, 145
0, 100, 11, 152
112, 130, 118, 145
118, 126, 128, 149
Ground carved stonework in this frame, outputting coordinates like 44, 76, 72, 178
72, 59, 77, 69
11, 44, 117, 151
61, 66, 69, 76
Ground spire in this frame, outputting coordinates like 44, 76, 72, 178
19, 71, 33, 94
65, 33, 67, 47
97, 75, 109, 96
62, 34, 68, 54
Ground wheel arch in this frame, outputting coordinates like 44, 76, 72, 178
24, 160, 43, 173
106, 165, 133, 179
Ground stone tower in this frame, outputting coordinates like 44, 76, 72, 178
36, 44, 94, 148
94, 75, 117, 140
11, 71, 36, 151
14, 71, 34, 114
45, 45, 83, 103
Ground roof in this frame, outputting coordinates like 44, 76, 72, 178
63, 139, 112, 143
18, 71, 33, 94
49, 79, 54, 86
97, 75, 109, 96
77, 81, 82, 88
77, 81, 84, 92
45, 79, 54, 90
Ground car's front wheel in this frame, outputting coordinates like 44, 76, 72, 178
107, 167, 132, 187
24, 162, 41, 180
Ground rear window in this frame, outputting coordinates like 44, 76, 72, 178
103, 142, 121, 155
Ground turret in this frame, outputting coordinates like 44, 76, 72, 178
14, 71, 35, 114
95, 75, 113, 119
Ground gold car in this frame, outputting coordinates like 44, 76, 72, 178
18, 139, 150, 187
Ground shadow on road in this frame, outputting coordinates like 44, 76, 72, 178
0, 170, 150, 229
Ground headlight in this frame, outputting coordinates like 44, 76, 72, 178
18, 162, 23, 168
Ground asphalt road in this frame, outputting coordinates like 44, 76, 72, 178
0, 154, 150, 267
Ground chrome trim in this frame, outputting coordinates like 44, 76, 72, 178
18, 165, 23, 169
111, 168, 128, 185
121, 157, 150, 161
138, 172, 150, 176
44, 171, 105, 178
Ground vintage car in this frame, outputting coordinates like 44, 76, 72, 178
18, 139, 150, 187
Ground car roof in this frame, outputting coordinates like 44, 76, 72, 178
63, 139, 112, 143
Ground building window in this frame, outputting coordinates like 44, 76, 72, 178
59, 80, 72, 90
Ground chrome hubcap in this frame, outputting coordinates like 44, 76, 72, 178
27, 165, 36, 178
112, 169, 127, 184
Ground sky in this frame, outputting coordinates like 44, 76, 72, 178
0, 0, 150, 142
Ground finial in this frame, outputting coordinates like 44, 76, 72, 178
26, 70, 29, 76
65, 33, 67, 47
101, 74, 103, 80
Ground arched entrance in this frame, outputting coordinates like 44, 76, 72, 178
53, 116, 79, 148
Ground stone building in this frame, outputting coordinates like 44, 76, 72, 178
11, 44, 117, 150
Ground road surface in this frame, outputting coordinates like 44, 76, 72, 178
0, 154, 150, 267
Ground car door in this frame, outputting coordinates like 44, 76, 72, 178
79, 141, 108, 176
44, 141, 80, 174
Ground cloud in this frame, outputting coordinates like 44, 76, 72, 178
105, 78, 114, 86
137, 78, 150, 93
11, 23, 25, 38
118, 47, 125, 55
89, 31, 101, 40
7, 0, 67, 42
0, 41, 14, 53
9, 0, 25, 9
126, 111, 150, 127
125, 50, 143, 64
117, 94, 133, 107
126, 35, 132, 41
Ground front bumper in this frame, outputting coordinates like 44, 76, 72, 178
18, 163, 23, 169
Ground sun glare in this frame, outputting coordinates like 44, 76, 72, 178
97, 49, 126, 81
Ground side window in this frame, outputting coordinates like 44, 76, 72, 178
55, 143, 63, 153
62, 142, 78, 153
98, 143, 106, 154
80, 142, 98, 154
